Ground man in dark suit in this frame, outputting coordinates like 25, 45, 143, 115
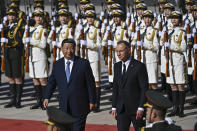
112, 40, 149, 131
43, 38, 96, 131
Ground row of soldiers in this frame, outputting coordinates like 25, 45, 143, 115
0, 0, 197, 118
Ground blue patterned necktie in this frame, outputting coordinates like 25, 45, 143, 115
66, 61, 71, 83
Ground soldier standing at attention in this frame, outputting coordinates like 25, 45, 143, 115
23, 9, 48, 110
48, 9, 73, 61
166, 11, 187, 117
142, 10, 159, 90
3, 8, 25, 109
84, 10, 101, 112
142, 90, 182, 131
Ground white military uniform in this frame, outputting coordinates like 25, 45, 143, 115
142, 26, 159, 83
48, 24, 73, 60
166, 27, 187, 84
160, 18, 174, 74
183, 13, 194, 25
102, 24, 129, 82
23, 25, 48, 78
131, 20, 146, 62
84, 25, 101, 82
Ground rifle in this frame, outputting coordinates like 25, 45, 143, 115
131, 18, 135, 57
100, 3, 105, 23
158, 17, 162, 65
164, 27, 169, 77
186, 20, 192, 67
80, 27, 86, 58
108, 27, 112, 75
0, 23, 5, 71
51, 8, 57, 64
25, 7, 30, 72
104, 21, 109, 65
136, 27, 141, 61
193, 30, 197, 80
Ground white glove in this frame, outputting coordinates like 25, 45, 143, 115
3, 16, 7, 23
104, 19, 108, 24
158, 17, 161, 23
52, 11, 56, 17
162, 26, 167, 32
25, 25, 29, 30
136, 26, 140, 32
0, 24, 3, 29
26, 16, 30, 21
1, 38, 7, 43
165, 42, 170, 48
187, 34, 191, 39
53, 17, 56, 22
107, 26, 110, 32
193, 44, 197, 49
131, 18, 135, 23
29, 12, 32, 18
51, 20, 54, 26
127, 12, 131, 18
51, 26, 56, 31
137, 41, 142, 46
75, 13, 78, 19
80, 40, 87, 45
108, 40, 113, 46
52, 41, 57, 46
78, 24, 83, 31
100, 11, 104, 17
25, 37, 31, 43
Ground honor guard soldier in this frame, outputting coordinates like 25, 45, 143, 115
57, 0, 68, 7
44, 106, 75, 131
3, 8, 25, 109
155, 0, 167, 29
79, 0, 91, 18
189, 5, 197, 105
23, 9, 48, 110
82, 10, 101, 112
48, 9, 73, 61
183, 0, 194, 25
102, 9, 129, 90
9, 0, 26, 21
164, 11, 187, 117
129, 3, 147, 43
141, 10, 159, 90
142, 90, 182, 131
159, 3, 175, 100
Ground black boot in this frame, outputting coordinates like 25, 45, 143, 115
4, 84, 16, 108
41, 85, 46, 110
30, 85, 43, 109
179, 91, 185, 117
93, 88, 101, 113
15, 84, 23, 108
166, 84, 172, 102
167, 91, 179, 117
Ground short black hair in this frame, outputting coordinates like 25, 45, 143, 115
61, 38, 76, 48
117, 40, 131, 49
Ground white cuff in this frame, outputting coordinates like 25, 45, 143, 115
112, 108, 116, 111
138, 107, 144, 111
165, 117, 175, 125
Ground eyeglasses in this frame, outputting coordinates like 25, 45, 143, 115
116, 47, 128, 53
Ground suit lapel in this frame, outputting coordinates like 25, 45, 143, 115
121, 59, 136, 88
59, 58, 68, 86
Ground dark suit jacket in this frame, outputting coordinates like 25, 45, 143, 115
112, 58, 148, 115
44, 56, 96, 116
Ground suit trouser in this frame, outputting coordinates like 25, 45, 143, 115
117, 106, 144, 131
67, 106, 87, 131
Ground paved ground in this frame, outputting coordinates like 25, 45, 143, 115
0, 53, 197, 130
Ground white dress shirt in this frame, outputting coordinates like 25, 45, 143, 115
64, 57, 74, 73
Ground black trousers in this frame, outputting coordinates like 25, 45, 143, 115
117, 106, 145, 131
